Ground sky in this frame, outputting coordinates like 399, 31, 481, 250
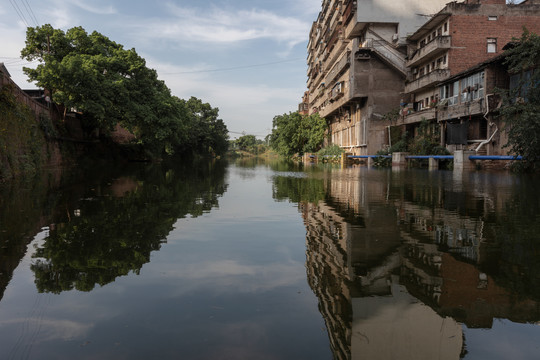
1, 0, 322, 139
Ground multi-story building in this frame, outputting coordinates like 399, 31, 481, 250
298, 91, 310, 116
306, 0, 540, 156
306, 0, 448, 155
399, 0, 540, 155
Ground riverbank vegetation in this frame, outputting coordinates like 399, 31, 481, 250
269, 111, 327, 158
499, 29, 540, 171
373, 119, 449, 167
20, 24, 228, 159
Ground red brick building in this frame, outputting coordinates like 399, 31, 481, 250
397, 0, 540, 155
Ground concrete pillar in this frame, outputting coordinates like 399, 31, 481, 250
341, 153, 351, 168
367, 156, 374, 167
453, 150, 476, 171
428, 157, 439, 170
392, 152, 409, 167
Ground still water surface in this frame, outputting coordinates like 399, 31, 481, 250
0, 159, 539, 359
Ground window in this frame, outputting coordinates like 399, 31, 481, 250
441, 81, 460, 106
460, 71, 485, 102
487, 38, 497, 53
488, 15, 498, 21
444, 22, 448, 33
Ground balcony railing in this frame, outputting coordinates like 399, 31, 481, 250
325, 50, 351, 85
407, 36, 451, 68
399, 108, 437, 125
405, 69, 450, 94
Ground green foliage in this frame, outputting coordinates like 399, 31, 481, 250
372, 120, 448, 168
500, 29, 540, 171
29, 160, 227, 293
272, 175, 326, 203
382, 107, 401, 124
236, 134, 257, 151
408, 120, 447, 156
317, 144, 344, 157
20, 25, 228, 158
180, 97, 229, 156
0, 86, 48, 180
270, 111, 327, 157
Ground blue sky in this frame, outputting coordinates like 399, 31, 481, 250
1, 0, 321, 138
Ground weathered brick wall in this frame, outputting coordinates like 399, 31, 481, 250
448, 4, 540, 75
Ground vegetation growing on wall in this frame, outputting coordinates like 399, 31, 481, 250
500, 29, 540, 171
0, 85, 49, 180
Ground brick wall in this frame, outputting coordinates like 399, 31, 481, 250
448, 5, 540, 75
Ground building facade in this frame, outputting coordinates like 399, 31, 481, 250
306, 0, 449, 155
399, 0, 540, 155
306, 0, 540, 156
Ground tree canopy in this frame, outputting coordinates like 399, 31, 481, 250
269, 111, 327, 157
21, 24, 228, 157
501, 29, 540, 170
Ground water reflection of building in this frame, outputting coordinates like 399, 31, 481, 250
397, 199, 540, 329
301, 168, 540, 359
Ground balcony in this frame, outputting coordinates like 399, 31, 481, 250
438, 99, 485, 121
405, 69, 450, 94
325, 50, 351, 85
320, 91, 351, 118
407, 36, 451, 68
399, 108, 437, 126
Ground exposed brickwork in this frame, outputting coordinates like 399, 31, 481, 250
448, 5, 540, 75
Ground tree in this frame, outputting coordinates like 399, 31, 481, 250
20, 25, 227, 158
180, 96, 229, 156
236, 134, 257, 151
270, 112, 327, 157
500, 29, 540, 170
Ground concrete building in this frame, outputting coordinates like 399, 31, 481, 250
399, 0, 540, 155
306, 0, 540, 156
306, 0, 448, 155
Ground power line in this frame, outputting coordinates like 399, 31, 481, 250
9, 0, 29, 27
162, 58, 305, 75
21, 0, 40, 26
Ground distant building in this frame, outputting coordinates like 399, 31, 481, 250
298, 91, 309, 115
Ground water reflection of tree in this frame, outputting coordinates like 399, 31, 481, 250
481, 175, 540, 302
31, 160, 227, 294
0, 170, 65, 301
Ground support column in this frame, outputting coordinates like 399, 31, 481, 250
428, 157, 439, 170
453, 150, 476, 171
341, 153, 351, 168
367, 157, 374, 167
392, 152, 409, 168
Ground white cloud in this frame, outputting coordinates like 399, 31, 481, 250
145, 57, 303, 134
157, 259, 306, 294
133, 4, 310, 47
70, 0, 116, 15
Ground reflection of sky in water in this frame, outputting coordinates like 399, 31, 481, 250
1, 163, 539, 359
0, 165, 330, 359
463, 320, 540, 360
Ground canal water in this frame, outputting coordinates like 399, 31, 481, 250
0, 159, 539, 359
